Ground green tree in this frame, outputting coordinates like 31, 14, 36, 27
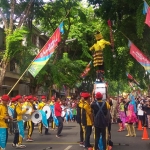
0, 0, 45, 92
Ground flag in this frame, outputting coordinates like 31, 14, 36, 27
129, 41, 150, 73
126, 72, 140, 85
59, 22, 64, 34
143, 1, 149, 15
28, 23, 63, 77
145, 6, 150, 27
81, 61, 91, 78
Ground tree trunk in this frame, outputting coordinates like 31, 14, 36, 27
0, 61, 9, 94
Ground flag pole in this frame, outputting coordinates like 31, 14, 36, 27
120, 31, 129, 40
7, 9, 72, 96
7, 62, 33, 95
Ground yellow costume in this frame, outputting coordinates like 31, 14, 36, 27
90, 32, 110, 67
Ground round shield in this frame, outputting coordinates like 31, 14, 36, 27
31, 111, 42, 124
42, 105, 51, 119
22, 106, 32, 114
22, 114, 31, 121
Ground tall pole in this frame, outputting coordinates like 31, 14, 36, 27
7, 63, 33, 95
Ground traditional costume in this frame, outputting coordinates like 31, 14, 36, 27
125, 104, 138, 137
0, 95, 10, 150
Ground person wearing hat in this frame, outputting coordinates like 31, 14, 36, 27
81, 92, 93, 149
0, 94, 11, 150
91, 92, 108, 150
49, 97, 56, 130
12, 95, 29, 148
8, 97, 17, 135
38, 95, 50, 135
25, 95, 36, 142
54, 98, 63, 138
76, 93, 85, 147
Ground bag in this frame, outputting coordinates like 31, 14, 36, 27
94, 101, 107, 128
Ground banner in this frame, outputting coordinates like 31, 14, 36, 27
0, 128, 7, 149
129, 41, 150, 73
81, 61, 91, 78
39, 110, 48, 128
143, 1, 150, 27
28, 24, 63, 77
17, 120, 25, 138
126, 72, 140, 86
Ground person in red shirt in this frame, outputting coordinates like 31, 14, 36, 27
54, 98, 63, 138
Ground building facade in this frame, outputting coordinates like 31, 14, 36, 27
0, 26, 48, 96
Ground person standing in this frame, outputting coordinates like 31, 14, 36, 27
0, 95, 11, 150
91, 92, 108, 150
12, 95, 28, 148
81, 93, 93, 149
26, 95, 36, 142
54, 98, 63, 138
38, 95, 49, 135
76, 94, 85, 147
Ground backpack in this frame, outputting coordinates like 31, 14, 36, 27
94, 101, 107, 128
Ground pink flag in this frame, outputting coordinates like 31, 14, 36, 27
145, 7, 150, 27
129, 42, 150, 73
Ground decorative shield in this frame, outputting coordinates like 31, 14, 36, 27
42, 105, 51, 119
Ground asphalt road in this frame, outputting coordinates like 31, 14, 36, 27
6, 122, 150, 150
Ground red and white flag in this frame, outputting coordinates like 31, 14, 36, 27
145, 7, 150, 27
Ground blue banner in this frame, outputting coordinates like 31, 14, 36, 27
17, 120, 25, 138
39, 110, 48, 128
50, 105, 59, 126
0, 128, 7, 149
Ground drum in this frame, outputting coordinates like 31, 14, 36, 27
22, 105, 32, 114
31, 110, 42, 124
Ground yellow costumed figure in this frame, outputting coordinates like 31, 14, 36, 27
90, 31, 110, 82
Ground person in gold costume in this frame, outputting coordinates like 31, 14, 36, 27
0, 95, 11, 150
90, 31, 110, 82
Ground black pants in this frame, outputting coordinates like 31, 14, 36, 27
85, 126, 92, 147
79, 123, 84, 142
95, 127, 106, 150
56, 116, 63, 136
13, 132, 19, 145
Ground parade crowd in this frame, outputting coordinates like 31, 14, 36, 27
0, 90, 149, 150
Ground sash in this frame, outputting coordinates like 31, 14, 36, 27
65, 110, 69, 121
98, 134, 103, 150
8, 106, 14, 117
50, 105, 59, 126
0, 128, 7, 149
39, 110, 48, 128
17, 120, 25, 138
69, 108, 73, 119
